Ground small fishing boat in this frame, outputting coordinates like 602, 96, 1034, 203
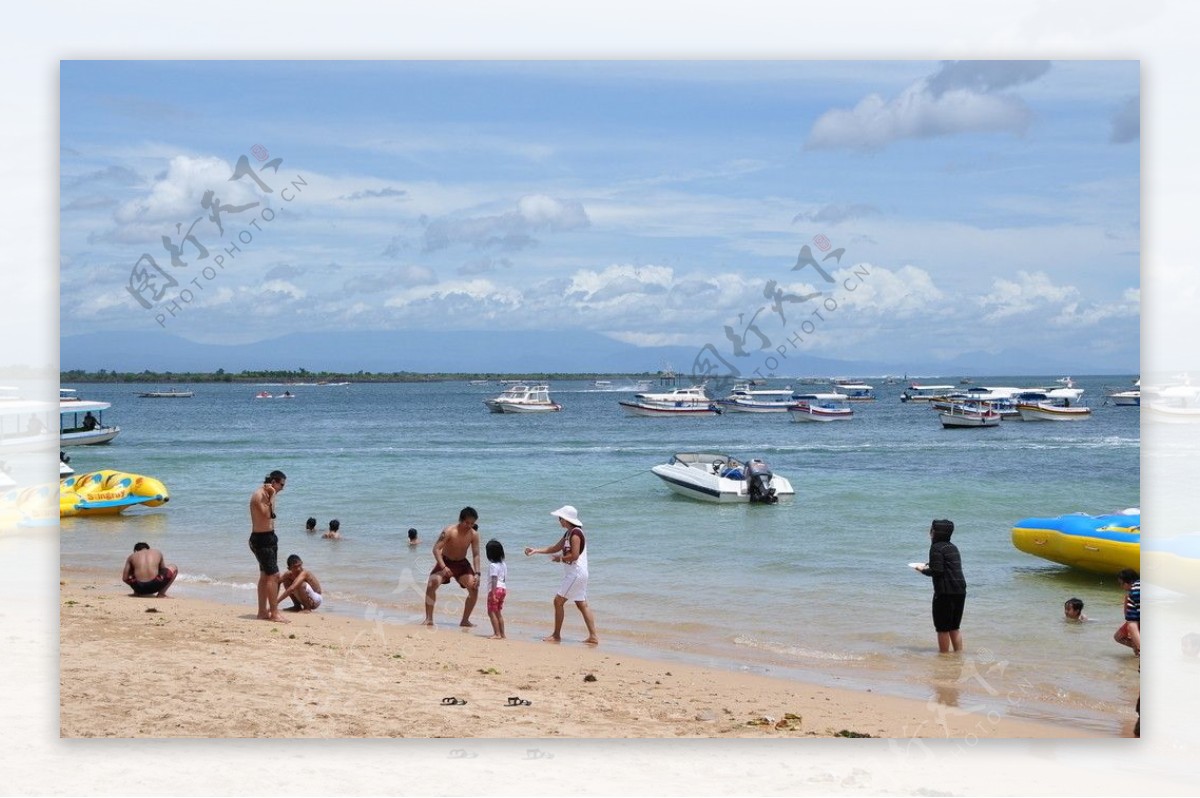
1016, 402, 1092, 422
788, 394, 853, 422
650, 453, 794, 503
59, 389, 120, 446
900, 383, 956, 403
834, 382, 876, 401
1011, 510, 1139, 574
938, 403, 1001, 428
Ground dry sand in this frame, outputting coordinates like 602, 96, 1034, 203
60, 569, 1101, 739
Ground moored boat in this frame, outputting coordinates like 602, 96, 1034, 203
650, 452, 794, 503
1011, 510, 1139, 574
716, 382, 796, 413
900, 383, 956, 403
138, 388, 194, 398
834, 382, 876, 401
788, 393, 853, 422
619, 386, 720, 417
1016, 402, 1092, 422
938, 403, 1001, 428
59, 389, 120, 446
484, 384, 562, 413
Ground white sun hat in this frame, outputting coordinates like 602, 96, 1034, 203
550, 504, 582, 527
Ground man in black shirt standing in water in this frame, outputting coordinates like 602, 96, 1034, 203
914, 518, 966, 653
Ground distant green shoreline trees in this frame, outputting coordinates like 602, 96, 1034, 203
59, 368, 665, 384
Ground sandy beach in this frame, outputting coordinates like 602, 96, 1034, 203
60, 568, 1105, 739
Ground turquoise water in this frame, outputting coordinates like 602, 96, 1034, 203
59, 376, 1141, 733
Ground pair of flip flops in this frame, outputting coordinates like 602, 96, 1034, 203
441, 696, 467, 705
507, 696, 532, 706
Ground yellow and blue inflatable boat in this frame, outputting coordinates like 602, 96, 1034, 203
60, 470, 170, 518
1012, 511, 1139, 574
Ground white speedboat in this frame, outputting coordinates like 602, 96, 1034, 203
938, 403, 1001, 428
1016, 402, 1092, 422
1108, 379, 1140, 406
484, 384, 562, 413
1108, 390, 1140, 406
651, 453, 794, 503
788, 394, 853, 422
619, 386, 720, 417
59, 389, 120, 446
715, 382, 796, 413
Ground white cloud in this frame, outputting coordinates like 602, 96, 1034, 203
113, 155, 264, 226
260, 280, 306, 300
421, 194, 590, 253
806, 61, 1050, 152
978, 270, 1078, 320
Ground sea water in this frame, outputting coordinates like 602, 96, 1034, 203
58, 376, 1141, 734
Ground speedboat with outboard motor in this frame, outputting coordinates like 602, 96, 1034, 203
650, 452, 794, 503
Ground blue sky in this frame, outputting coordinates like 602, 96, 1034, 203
60, 60, 1139, 371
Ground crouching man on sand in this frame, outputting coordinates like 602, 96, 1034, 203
278, 554, 323, 611
122, 542, 178, 598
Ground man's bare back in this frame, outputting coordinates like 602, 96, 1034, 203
126, 548, 164, 582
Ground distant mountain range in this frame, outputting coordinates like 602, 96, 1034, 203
59, 329, 1131, 377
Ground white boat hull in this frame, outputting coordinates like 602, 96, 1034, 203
1109, 392, 1140, 406
939, 412, 1000, 428
651, 461, 794, 503
789, 407, 853, 422
61, 426, 121, 446
717, 400, 791, 413
1016, 404, 1092, 422
619, 401, 719, 417
485, 401, 561, 413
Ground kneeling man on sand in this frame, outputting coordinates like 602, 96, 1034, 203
423, 507, 481, 627
122, 542, 178, 598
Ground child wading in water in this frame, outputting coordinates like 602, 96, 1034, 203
485, 539, 508, 639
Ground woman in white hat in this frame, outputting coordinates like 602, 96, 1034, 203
525, 504, 599, 644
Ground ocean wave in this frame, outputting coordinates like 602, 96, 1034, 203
733, 634, 866, 663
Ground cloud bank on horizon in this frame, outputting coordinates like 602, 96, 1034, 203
60, 60, 1139, 372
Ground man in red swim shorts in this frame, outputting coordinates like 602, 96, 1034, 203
423, 506, 481, 627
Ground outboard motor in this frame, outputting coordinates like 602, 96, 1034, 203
745, 459, 778, 504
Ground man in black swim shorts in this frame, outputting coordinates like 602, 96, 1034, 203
122, 542, 178, 597
249, 470, 288, 622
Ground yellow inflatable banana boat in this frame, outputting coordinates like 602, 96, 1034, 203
60, 470, 170, 517
1011, 511, 1139, 575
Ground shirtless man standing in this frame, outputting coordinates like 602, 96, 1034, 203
249, 470, 288, 623
122, 542, 178, 597
423, 507, 481, 627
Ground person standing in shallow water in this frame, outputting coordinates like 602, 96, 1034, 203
525, 504, 599, 645
913, 518, 965, 653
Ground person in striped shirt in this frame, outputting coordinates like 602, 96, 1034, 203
1113, 568, 1140, 656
